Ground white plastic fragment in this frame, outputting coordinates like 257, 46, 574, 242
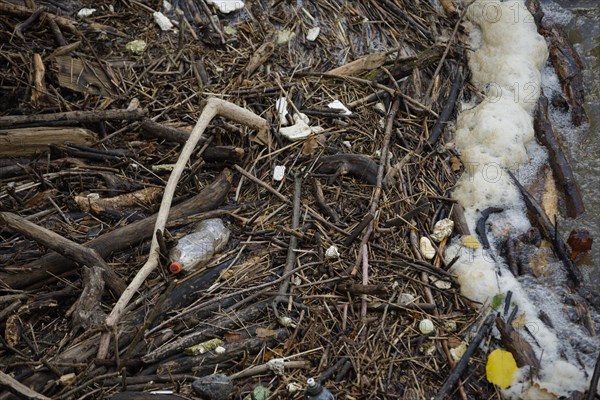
125, 40, 146, 55
214, 346, 226, 354
279, 113, 323, 141
276, 97, 289, 125
306, 27, 320, 41
325, 245, 340, 259
153, 11, 174, 31
327, 100, 352, 115
429, 275, 452, 289
419, 237, 436, 260
77, 8, 96, 18
419, 318, 434, 334
342, 140, 352, 149
206, 0, 245, 14
273, 165, 286, 181
431, 218, 454, 242
162, 0, 172, 12
287, 382, 303, 393
398, 293, 415, 305
277, 29, 295, 45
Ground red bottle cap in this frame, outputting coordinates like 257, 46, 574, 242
169, 261, 183, 274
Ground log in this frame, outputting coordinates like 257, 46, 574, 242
0, 170, 232, 290
0, 127, 97, 156
0, 108, 147, 128
534, 94, 584, 218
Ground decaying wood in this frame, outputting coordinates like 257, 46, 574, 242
534, 93, 584, 218
0, 211, 126, 297
0, 2, 78, 35
0, 108, 147, 128
526, 0, 588, 126
0, 370, 51, 400
69, 266, 106, 330
74, 187, 163, 214
507, 171, 583, 287
495, 316, 540, 372
0, 127, 96, 156
328, 51, 388, 76
31, 53, 51, 107
0, 170, 232, 290
316, 154, 379, 185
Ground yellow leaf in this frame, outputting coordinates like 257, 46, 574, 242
486, 349, 518, 389
463, 235, 481, 249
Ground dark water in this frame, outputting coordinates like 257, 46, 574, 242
541, 0, 600, 286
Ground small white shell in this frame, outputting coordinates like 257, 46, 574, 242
420, 237, 436, 260
273, 165, 286, 181
278, 316, 296, 328
419, 318, 435, 334
306, 27, 320, 41
431, 218, 454, 242
325, 245, 340, 259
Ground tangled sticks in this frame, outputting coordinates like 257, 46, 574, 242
97, 98, 269, 359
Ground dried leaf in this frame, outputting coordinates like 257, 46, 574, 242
256, 327, 279, 337
450, 156, 462, 172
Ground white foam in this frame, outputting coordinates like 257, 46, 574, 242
449, 0, 597, 397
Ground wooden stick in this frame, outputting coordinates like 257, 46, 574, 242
98, 98, 269, 359
0, 211, 126, 297
0, 370, 51, 400
534, 93, 584, 218
433, 312, 495, 400
0, 108, 147, 128
507, 171, 583, 287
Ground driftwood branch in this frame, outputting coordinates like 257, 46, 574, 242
534, 93, 584, 218
98, 98, 269, 359
0, 211, 126, 297
0, 108, 147, 128
507, 171, 583, 286
0, 370, 51, 400
0, 171, 232, 290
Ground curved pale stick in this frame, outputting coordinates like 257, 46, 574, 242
97, 98, 269, 359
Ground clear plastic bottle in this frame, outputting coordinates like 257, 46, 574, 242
168, 218, 230, 274
305, 378, 334, 400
